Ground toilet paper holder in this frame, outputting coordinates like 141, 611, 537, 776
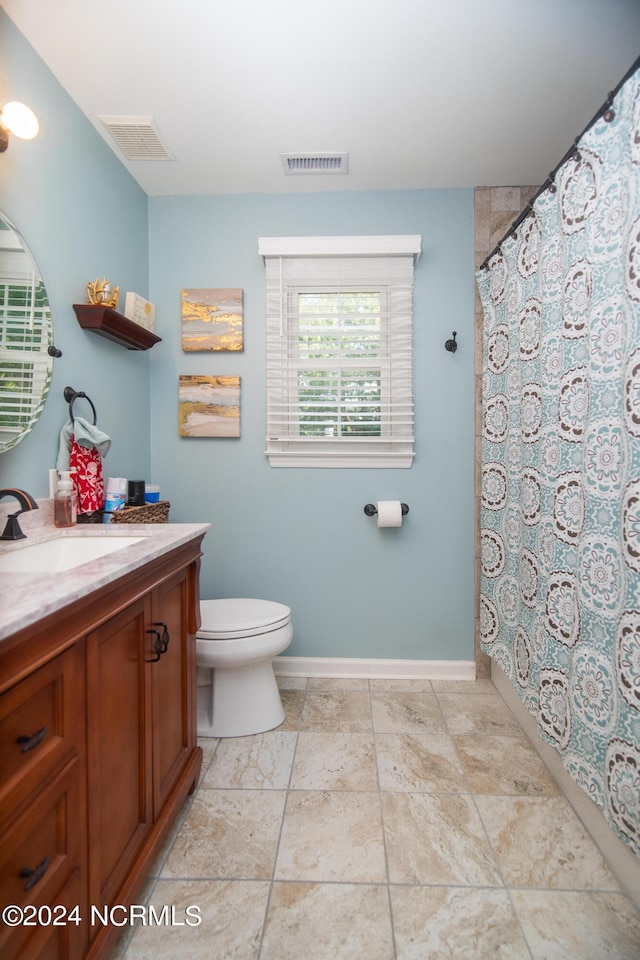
364, 503, 409, 517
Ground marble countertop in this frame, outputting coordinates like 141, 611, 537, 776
0, 502, 210, 641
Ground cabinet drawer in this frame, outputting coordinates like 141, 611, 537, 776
0, 646, 82, 828
1, 866, 86, 960
0, 757, 82, 941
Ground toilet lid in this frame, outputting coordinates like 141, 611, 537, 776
199, 598, 291, 639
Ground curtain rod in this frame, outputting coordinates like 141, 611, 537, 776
479, 53, 640, 272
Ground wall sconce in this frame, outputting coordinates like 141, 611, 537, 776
0, 101, 39, 153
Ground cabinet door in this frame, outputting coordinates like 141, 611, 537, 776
86, 596, 153, 910
0, 761, 86, 960
151, 567, 194, 816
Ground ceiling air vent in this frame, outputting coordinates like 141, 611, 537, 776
98, 116, 175, 161
281, 152, 349, 175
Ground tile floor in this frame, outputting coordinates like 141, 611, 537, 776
112, 678, 640, 959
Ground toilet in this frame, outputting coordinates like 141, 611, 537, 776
196, 598, 293, 738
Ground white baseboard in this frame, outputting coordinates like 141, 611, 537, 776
273, 656, 476, 680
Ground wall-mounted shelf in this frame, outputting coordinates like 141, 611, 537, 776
73, 304, 161, 350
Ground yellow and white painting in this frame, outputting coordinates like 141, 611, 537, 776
181, 288, 243, 351
179, 375, 241, 437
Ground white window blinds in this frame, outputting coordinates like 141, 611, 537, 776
260, 236, 420, 468
0, 268, 52, 450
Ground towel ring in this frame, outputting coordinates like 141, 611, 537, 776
63, 386, 97, 425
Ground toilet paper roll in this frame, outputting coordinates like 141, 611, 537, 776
376, 500, 403, 528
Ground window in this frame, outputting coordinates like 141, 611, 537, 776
260, 236, 421, 467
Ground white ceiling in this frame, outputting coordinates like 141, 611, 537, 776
2, 0, 640, 197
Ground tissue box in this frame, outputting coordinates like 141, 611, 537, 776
124, 292, 155, 331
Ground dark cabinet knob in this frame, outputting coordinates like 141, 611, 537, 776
146, 629, 164, 662
20, 856, 50, 891
156, 622, 170, 654
16, 727, 47, 753
146, 624, 170, 662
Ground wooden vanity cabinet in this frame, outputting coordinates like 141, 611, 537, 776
86, 594, 152, 914
0, 536, 204, 960
86, 565, 195, 915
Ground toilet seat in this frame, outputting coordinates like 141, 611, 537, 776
198, 598, 291, 640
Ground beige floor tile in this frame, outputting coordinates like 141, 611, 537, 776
382, 792, 502, 886
147, 795, 195, 878
391, 886, 530, 959
436, 692, 522, 735
430, 678, 496, 694
476, 795, 621, 889
196, 735, 219, 773
307, 677, 370, 691
301, 691, 373, 732
275, 790, 386, 882
290, 732, 378, 790
161, 789, 286, 880
279, 689, 305, 730
454, 735, 561, 796
124, 878, 270, 959
261, 882, 394, 960
106, 874, 158, 957
371, 691, 447, 734
117, 676, 638, 960
199, 730, 296, 790
511, 889, 640, 959
369, 678, 434, 692
376, 733, 468, 792
276, 675, 307, 690
108, 928, 135, 960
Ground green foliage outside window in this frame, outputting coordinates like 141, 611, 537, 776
296, 290, 383, 437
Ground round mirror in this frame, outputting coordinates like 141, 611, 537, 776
0, 212, 53, 452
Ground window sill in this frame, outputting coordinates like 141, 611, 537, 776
266, 443, 414, 468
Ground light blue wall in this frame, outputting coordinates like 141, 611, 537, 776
2, 10, 477, 664
0, 10, 151, 496
149, 192, 476, 660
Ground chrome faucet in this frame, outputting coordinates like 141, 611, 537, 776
0, 488, 39, 541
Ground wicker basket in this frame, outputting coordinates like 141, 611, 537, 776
110, 500, 170, 524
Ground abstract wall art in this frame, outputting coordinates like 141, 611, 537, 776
179, 375, 241, 437
181, 288, 243, 351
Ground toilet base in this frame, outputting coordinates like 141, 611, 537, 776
198, 658, 285, 738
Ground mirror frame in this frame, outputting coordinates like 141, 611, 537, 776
0, 211, 53, 453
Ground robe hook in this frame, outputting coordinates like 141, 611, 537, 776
445, 331, 458, 353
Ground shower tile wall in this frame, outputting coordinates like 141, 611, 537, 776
474, 186, 539, 678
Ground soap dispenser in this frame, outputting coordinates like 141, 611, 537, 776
54, 471, 77, 528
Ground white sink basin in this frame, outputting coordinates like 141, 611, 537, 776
0, 535, 146, 573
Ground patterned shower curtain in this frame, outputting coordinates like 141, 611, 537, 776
477, 66, 640, 855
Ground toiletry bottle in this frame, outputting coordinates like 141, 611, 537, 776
103, 476, 126, 523
54, 471, 77, 527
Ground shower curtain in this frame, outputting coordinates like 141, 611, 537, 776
477, 66, 640, 855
